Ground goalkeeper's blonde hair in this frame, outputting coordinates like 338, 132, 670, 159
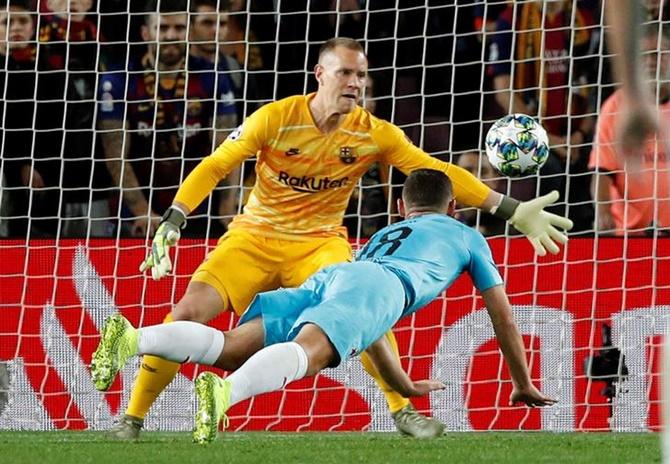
318, 37, 365, 62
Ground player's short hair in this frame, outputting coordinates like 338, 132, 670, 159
318, 37, 365, 62
402, 169, 453, 210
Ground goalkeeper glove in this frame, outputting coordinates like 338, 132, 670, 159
503, 191, 574, 256
139, 206, 187, 280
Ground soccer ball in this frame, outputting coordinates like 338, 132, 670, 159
484, 114, 550, 177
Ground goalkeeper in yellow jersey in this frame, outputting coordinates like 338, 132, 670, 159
112, 37, 573, 439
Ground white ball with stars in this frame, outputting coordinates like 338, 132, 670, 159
484, 114, 550, 177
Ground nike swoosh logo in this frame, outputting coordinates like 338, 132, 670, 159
141, 363, 158, 373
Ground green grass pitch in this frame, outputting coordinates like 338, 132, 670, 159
0, 431, 660, 464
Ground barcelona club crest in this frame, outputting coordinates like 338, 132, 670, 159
339, 146, 357, 164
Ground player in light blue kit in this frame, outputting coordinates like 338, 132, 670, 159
91, 169, 557, 444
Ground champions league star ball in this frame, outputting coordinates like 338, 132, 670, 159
484, 114, 550, 177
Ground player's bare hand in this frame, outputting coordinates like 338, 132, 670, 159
509, 385, 557, 408
409, 379, 446, 397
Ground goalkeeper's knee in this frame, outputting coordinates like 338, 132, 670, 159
171, 282, 230, 323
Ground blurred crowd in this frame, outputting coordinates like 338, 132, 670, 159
0, 0, 668, 239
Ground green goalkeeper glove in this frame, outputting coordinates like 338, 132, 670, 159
139, 207, 187, 280
507, 191, 574, 256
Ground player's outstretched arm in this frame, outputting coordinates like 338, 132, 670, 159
364, 336, 446, 397
606, 0, 644, 100
605, 0, 658, 162
481, 285, 558, 408
139, 205, 188, 280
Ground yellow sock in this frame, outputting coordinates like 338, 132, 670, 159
125, 313, 181, 420
359, 330, 410, 414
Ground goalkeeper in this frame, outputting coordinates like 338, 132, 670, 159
93, 169, 557, 443
117, 37, 572, 439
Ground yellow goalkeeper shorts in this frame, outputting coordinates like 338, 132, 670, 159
191, 229, 353, 316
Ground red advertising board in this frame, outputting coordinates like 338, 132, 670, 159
1, 238, 669, 431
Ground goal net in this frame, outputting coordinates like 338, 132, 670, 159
1, 0, 669, 432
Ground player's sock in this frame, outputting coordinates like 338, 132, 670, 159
137, 321, 225, 365
360, 330, 410, 413
226, 342, 308, 407
125, 313, 181, 420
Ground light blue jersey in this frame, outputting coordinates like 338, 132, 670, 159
239, 213, 502, 365
357, 213, 502, 319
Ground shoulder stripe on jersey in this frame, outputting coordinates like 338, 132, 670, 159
278, 125, 314, 132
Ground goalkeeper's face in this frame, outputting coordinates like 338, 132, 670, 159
315, 46, 368, 114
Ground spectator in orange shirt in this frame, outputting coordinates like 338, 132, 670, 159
589, 23, 670, 235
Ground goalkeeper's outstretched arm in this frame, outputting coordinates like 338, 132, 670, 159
375, 121, 574, 256
425, 163, 573, 256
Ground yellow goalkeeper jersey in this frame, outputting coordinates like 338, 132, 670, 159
175, 94, 490, 239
